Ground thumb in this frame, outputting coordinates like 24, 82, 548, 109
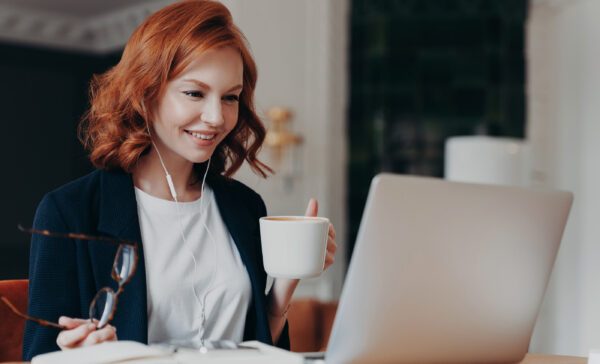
304, 198, 318, 217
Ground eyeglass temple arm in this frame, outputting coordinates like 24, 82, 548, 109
18, 224, 138, 247
0, 296, 66, 330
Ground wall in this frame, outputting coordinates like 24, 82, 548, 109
218, 0, 349, 300
527, 0, 600, 356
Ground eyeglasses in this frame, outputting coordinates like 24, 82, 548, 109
0, 225, 138, 330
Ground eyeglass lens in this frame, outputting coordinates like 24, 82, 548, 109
89, 245, 136, 328
89, 287, 116, 329
114, 244, 136, 283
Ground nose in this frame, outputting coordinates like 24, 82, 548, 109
201, 96, 225, 127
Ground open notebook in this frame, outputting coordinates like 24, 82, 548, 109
31, 340, 303, 364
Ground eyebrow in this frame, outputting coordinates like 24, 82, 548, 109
181, 79, 243, 93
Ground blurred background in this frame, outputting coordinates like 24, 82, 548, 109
0, 0, 598, 357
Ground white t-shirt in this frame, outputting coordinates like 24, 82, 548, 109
134, 185, 252, 346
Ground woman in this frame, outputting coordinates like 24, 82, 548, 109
23, 0, 336, 359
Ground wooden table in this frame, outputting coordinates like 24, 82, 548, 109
520, 353, 586, 363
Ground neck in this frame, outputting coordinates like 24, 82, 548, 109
132, 146, 203, 202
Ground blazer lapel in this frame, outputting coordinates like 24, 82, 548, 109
208, 174, 271, 343
96, 169, 148, 343
208, 176, 259, 276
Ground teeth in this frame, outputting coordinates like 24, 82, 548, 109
188, 131, 215, 140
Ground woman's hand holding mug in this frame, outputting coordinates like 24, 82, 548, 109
304, 198, 337, 271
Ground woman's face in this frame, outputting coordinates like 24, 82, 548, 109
151, 46, 243, 164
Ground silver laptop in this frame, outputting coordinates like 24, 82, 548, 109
325, 174, 573, 364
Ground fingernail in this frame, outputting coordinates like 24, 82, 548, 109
88, 323, 96, 330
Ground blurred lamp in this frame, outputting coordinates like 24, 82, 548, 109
264, 107, 303, 167
445, 136, 530, 187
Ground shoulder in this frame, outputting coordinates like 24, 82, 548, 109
209, 174, 267, 216
220, 176, 260, 198
44, 169, 103, 202
35, 169, 115, 228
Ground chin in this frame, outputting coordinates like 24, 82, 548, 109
186, 152, 214, 164
188, 157, 211, 165
179, 142, 221, 164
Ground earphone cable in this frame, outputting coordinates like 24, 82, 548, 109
146, 124, 218, 346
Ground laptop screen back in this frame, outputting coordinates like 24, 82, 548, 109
326, 174, 573, 364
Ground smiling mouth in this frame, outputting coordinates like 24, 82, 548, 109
184, 130, 217, 141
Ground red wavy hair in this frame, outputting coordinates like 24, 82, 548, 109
79, 0, 271, 178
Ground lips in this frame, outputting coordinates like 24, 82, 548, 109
184, 129, 217, 141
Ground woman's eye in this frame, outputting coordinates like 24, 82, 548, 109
183, 91, 204, 98
223, 94, 240, 103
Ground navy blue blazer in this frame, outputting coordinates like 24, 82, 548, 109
23, 169, 289, 360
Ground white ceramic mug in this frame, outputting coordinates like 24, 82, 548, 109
259, 216, 329, 278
